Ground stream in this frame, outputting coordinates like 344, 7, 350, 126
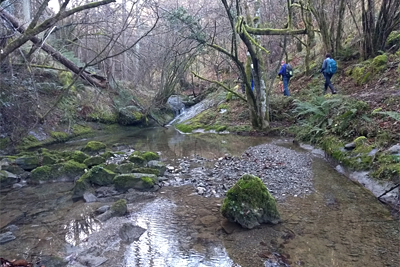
0, 126, 399, 267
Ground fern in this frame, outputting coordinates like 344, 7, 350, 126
375, 111, 400, 122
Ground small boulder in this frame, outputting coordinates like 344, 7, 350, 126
117, 106, 145, 126
119, 223, 146, 243
111, 199, 127, 216
83, 192, 97, 203
116, 162, 135, 174
0, 231, 16, 244
387, 144, 400, 154
15, 155, 39, 170
83, 156, 105, 168
81, 141, 106, 155
344, 142, 356, 150
147, 160, 166, 175
221, 174, 280, 229
71, 150, 90, 163
113, 173, 158, 192
0, 170, 18, 187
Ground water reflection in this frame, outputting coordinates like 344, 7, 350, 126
125, 198, 238, 267
64, 216, 101, 246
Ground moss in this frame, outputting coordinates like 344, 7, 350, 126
371, 54, 388, 72
175, 123, 193, 133
215, 125, 227, 132
351, 66, 370, 85
218, 103, 228, 110
82, 141, 106, 154
128, 154, 146, 166
58, 71, 75, 91
353, 136, 367, 147
111, 199, 127, 216
41, 151, 58, 165
19, 135, 42, 149
71, 151, 90, 163
72, 125, 93, 136
113, 173, 157, 191
101, 151, 114, 160
72, 179, 90, 200
220, 174, 280, 228
132, 167, 159, 176
141, 151, 159, 161
50, 131, 69, 142
372, 163, 400, 181
141, 176, 154, 187
88, 110, 118, 124
0, 137, 10, 150
15, 155, 40, 170
386, 31, 400, 48
132, 111, 143, 120
103, 163, 118, 172
83, 156, 105, 167
116, 162, 135, 174
226, 92, 233, 101
64, 160, 86, 173
30, 165, 53, 183
81, 165, 115, 186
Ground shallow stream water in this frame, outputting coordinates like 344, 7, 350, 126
0, 127, 398, 267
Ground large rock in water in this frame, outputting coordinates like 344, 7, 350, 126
221, 174, 280, 229
117, 106, 145, 126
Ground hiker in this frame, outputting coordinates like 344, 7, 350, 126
278, 60, 293, 96
320, 53, 337, 94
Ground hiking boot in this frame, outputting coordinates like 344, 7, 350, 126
332, 90, 337, 94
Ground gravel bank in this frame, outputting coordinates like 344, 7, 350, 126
164, 143, 314, 201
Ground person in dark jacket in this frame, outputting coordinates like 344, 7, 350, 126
278, 61, 290, 96
320, 54, 337, 94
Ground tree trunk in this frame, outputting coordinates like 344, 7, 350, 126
1, 9, 107, 87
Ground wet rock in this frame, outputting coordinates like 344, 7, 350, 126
15, 155, 39, 170
147, 160, 166, 175
83, 192, 97, 203
0, 231, 16, 244
39, 255, 68, 267
0, 210, 24, 229
76, 255, 107, 267
81, 141, 106, 155
96, 205, 110, 214
113, 173, 158, 192
83, 156, 105, 168
344, 142, 356, 150
96, 210, 112, 222
0, 170, 18, 187
221, 174, 280, 229
116, 162, 135, 174
5, 224, 18, 232
95, 186, 119, 198
111, 199, 127, 216
118, 223, 146, 243
386, 144, 400, 154
221, 219, 239, 234
118, 106, 145, 126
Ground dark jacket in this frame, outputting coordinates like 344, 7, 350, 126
278, 64, 288, 78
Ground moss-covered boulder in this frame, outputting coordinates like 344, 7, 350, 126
30, 165, 53, 184
30, 160, 86, 184
146, 160, 166, 175
221, 174, 280, 229
118, 106, 145, 126
128, 154, 146, 167
41, 151, 59, 165
113, 173, 158, 192
71, 151, 90, 163
116, 162, 135, 174
386, 30, 400, 49
111, 199, 127, 216
72, 178, 91, 200
371, 54, 388, 72
81, 141, 107, 155
79, 165, 116, 186
101, 151, 114, 160
103, 163, 118, 172
15, 155, 39, 170
132, 167, 160, 176
58, 160, 87, 181
83, 156, 106, 167
141, 151, 160, 161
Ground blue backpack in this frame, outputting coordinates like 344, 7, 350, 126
326, 58, 337, 74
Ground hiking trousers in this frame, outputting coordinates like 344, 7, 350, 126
323, 73, 336, 94
283, 76, 290, 96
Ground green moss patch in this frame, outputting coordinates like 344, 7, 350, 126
111, 199, 127, 216
221, 174, 280, 229
71, 151, 90, 163
83, 156, 106, 167
113, 173, 157, 191
50, 131, 69, 142
82, 141, 107, 154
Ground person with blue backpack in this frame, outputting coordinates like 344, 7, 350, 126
278, 60, 293, 96
320, 53, 337, 94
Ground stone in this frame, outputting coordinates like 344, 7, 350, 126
96, 205, 110, 214
71, 150, 90, 163
0, 231, 16, 244
220, 174, 280, 229
221, 219, 240, 234
117, 106, 145, 126
83, 192, 97, 203
81, 141, 106, 155
96, 210, 112, 222
197, 187, 206, 194
147, 160, 166, 175
118, 223, 146, 243
5, 224, 19, 232
83, 156, 105, 167
77, 255, 107, 267
111, 199, 127, 216
15, 156, 39, 170
113, 173, 158, 192
344, 142, 356, 150
0, 170, 18, 187
116, 162, 135, 174
386, 144, 400, 154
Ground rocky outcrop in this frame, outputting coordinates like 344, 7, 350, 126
117, 106, 145, 126
221, 174, 280, 229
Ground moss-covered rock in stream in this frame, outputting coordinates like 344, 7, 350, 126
116, 162, 135, 174
81, 141, 107, 155
30, 160, 86, 184
80, 165, 116, 186
117, 106, 146, 126
113, 173, 158, 192
0, 170, 18, 187
132, 167, 160, 176
111, 199, 127, 216
101, 151, 115, 160
220, 174, 280, 229
71, 150, 90, 163
146, 160, 166, 175
83, 156, 106, 167
15, 155, 39, 170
